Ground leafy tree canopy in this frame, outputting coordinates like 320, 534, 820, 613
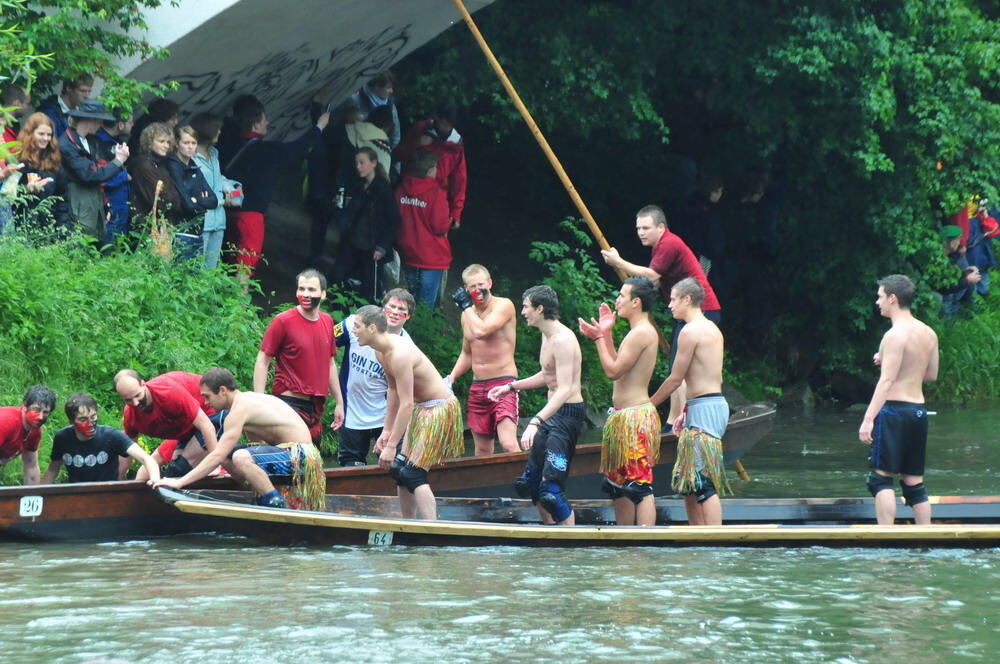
397, 0, 999, 394
0, 0, 175, 113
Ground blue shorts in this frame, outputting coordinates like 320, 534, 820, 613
233, 445, 298, 476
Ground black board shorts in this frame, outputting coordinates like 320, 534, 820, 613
869, 401, 929, 476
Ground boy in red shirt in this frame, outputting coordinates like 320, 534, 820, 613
254, 268, 344, 445
395, 151, 452, 309
0, 385, 56, 485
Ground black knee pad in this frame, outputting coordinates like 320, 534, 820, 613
388, 453, 408, 482
394, 463, 429, 494
901, 482, 928, 506
866, 471, 894, 497
695, 475, 716, 504
621, 481, 654, 505
163, 456, 193, 478
601, 477, 624, 500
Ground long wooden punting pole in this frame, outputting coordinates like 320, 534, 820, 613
451, 0, 750, 481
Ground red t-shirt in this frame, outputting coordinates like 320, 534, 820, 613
123, 373, 205, 441
259, 308, 336, 398
156, 371, 215, 414
0, 406, 41, 466
649, 230, 721, 311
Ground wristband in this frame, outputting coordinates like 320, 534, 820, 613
509, 382, 519, 394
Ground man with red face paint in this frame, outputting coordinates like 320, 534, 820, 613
446, 263, 520, 456
254, 268, 344, 446
41, 392, 160, 484
114, 369, 219, 478
0, 385, 56, 485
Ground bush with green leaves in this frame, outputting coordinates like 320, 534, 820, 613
0, 231, 266, 484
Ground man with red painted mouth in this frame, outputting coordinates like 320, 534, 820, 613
41, 392, 160, 485
446, 263, 520, 456
254, 268, 344, 447
0, 385, 56, 485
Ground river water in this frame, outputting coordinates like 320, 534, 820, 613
1, 406, 997, 664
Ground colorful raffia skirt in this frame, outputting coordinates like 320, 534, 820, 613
672, 428, 731, 497
600, 402, 661, 484
406, 396, 464, 468
275, 442, 326, 512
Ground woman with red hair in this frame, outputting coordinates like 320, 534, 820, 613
14, 112, 74, 234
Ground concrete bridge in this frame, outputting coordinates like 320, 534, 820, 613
119, 0, 493, 137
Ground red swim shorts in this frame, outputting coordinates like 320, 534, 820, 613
466, 376, 519, 436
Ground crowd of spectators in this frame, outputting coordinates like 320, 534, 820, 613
938, 196, 997, 318
0, 71, 466, 307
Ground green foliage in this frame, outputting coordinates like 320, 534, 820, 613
399, 0, 1000, 399
0, 0, 176, 113
928, 294, 1000, 402
0, 229, 266, 484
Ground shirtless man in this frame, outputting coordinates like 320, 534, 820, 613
601, 205, 721, 425
489, 285, 584, 526
356, 306, 463, 520
153, 368, 323, 510
859, 274, 939, 525
447, 264, 519, 455
579, 277, 661, 525
650, 277, 729, 525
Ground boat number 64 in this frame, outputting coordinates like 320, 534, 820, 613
19, 495, 43, 518
367, 530, 394, 546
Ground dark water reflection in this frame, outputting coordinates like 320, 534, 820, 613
0, 405, 997, 664
733, 403, 999, 497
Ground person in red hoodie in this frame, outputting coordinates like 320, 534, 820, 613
393, 101, 467, 229
395, 151, 452, 309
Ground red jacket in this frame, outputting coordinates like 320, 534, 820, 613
395, 175, 452, 270
394, 119, 467, 223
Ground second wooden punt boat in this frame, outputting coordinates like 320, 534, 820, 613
156, 489, 1000, 549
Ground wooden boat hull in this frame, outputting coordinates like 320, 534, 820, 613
157, 490, 1000, 549
0, 404, 773, 541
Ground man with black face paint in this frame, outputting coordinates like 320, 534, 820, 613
0, 385, 56, 485
254, 268, 344, 446
41, 392, 160, 484
446, 263, 519, 456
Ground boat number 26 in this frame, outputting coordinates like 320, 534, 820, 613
367, 530, 394, 546
19, 495, 43, 518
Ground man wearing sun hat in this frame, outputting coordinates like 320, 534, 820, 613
58, 99, 131, 243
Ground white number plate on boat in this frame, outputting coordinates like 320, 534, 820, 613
19, 495, 43, 518
367, 530, 394, 546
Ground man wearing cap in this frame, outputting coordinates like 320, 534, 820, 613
58, 99, 130, 242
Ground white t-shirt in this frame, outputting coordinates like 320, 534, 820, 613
335, 315, 410, 429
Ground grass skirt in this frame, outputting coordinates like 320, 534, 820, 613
407, 396, 464, 468
277, 442, 326, 511
600, 402, 660, 478
672, 428, 731, 497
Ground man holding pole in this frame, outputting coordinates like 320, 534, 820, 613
601, 204, 721, 425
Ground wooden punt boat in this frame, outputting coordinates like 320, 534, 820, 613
0, 403, 774, 542
156, 489, 1000, 549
